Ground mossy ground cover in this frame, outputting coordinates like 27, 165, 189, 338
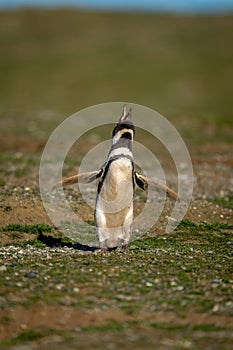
0, 9, 232, 350
0, 220, 232, 349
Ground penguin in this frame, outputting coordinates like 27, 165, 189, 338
55, 105, 178, 250
94, 105, 135, 249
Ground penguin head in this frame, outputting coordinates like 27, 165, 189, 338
112, 105, 135, 145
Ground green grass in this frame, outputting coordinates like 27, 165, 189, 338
0, 316, 12, 325
177, 219, 232, 231
210, 196, 233, 210
0, 153, 39, 165
81, 320, 125, 333
0, 220, 232, 348
1, 220, 232, 307
0, 179, 5, 186
2, 206, 12, 212
190, 324, 228, 332
0, 224, 54, 234
1, 329, 67, 347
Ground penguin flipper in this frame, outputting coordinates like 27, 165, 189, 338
54, 169, 103, 189
134, 172, 178, 201
134, 172, 148, 191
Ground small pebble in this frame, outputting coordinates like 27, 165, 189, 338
56, 284, 64, 290
146, 282, 153, 287
0, 296, 6, 305
212, 304, 220, 312
176, 285, 184, 291
127, 334, 139, 342
24, 271, 37, 278
0, 265, 7, 272
16, 282, 23, 287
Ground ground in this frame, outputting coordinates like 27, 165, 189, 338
0, 9, 233, 350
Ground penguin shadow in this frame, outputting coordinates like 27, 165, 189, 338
37, 232, 98, 252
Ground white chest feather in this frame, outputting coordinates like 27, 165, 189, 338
95, 157, 134, 229
98, 158, 133, 205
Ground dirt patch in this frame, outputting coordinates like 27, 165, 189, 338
0, 206, 50, 227
1, 302, 232, 341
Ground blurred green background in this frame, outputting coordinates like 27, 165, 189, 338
0, 9, 232, 148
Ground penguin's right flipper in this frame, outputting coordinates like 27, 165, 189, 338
53, 169, 103, 189
134, 172, 178, 201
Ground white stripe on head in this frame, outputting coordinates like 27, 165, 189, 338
112, 128, 134, 145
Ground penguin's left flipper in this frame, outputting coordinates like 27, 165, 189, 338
134, 172, 178, 201
53, 168, 103, 189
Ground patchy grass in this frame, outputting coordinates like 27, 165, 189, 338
177, 219, 232, 231
0, 220, 232, 309
210, 196, 233, 210
0, 219, 232, 348
0, 224, 54, 234
2, 206, 12, 212
1, 329, 67, 347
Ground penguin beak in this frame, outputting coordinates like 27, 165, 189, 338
119, 104, 132, 123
